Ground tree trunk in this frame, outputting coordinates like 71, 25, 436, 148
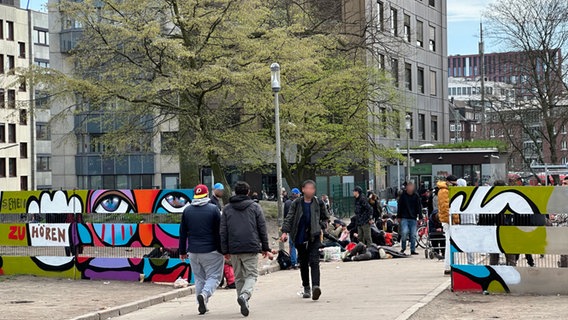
207, 151, 232, 204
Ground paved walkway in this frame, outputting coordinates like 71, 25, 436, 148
114, 249, 449, 320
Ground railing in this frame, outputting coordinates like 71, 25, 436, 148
0, 189, 194, 283
449, 186, 568, 294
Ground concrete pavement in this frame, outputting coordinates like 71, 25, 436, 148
111, 250, 449, 320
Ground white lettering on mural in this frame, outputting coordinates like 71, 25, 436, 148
29, 223, 70, 246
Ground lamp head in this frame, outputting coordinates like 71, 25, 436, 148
270, 63, 281, 92
405, 114, 411, 131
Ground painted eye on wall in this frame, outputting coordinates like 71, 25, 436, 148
159, 192, 190, 213
92, 191, 135, 214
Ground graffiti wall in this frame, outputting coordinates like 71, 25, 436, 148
0, 189, 195, 283
449, 186, 568, 294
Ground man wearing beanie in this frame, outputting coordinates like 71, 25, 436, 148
353, 186, 373, 246
179, 184, 224, 315
211, 182, 225, 211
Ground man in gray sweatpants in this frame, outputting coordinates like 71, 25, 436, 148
179, 184, 224, 315
220, 181, 271, 317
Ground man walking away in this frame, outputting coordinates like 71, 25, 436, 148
284, 188, 301, 269
220, 181, 271, 317
210, 182, 225, 211
281, 180, 329, 301
179, 184, 224, 315
397, 182, 423, 255
353, 186, 373, 246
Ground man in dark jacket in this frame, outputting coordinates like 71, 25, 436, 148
353, 186, 373, 246
220, 181, 270, 317
397, 182, 423, 255
283, 188, 301, 268
281, 180, 329, 301
179, 184, 223, 315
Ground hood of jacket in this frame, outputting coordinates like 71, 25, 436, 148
228, 195, 255, 210
437, 180, 448, 190
192, 197, 211, 207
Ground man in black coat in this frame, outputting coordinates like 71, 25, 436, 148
397, 182, 423, 255
281, 180, 329, 301
220, 181, 271, 317
353, 186, 373, 246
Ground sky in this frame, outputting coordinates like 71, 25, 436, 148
23, 0, 493, 56
446, 0, 495, 55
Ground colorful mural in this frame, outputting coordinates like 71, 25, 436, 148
0, 189, 194, 214
0, 189, 195, 283
449, 186, 568, 294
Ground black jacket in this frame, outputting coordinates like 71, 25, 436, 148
354, 195, 373, 226
220, 195, 270, 255
179, 201, 221, 254
282, 196, 329, 244
397, 191, 423, 220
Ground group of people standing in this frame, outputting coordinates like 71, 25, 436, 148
179, 179, 328, 317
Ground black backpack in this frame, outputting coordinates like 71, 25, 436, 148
277, 249, 292, 270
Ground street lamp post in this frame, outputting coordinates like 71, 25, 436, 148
271, 63, 284, 232
405, 114, 412, 183
396, 144, 401, 189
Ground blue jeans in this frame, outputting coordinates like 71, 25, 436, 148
400, 218, 417, 253
189, 251, 224, 302
289, 238, 297, 265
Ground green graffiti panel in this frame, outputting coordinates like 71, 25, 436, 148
0, 224, 29, 246
0, 256, 78, 278
498, 226, 547, 255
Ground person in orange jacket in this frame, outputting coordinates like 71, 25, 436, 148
436, 175, 458, 275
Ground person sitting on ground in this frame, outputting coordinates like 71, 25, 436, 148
428, 212, 445, 259
322, 220, 349, 250
343, 242, 387, 261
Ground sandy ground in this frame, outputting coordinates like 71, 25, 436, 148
410, 289, 568, 320
0, 275, 176, 320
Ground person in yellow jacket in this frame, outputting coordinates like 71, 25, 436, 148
436, 175, 458, 275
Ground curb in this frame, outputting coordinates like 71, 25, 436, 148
394, 278, 451, 320
70, 264, 281, 320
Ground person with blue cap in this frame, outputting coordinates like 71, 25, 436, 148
283, 188, 301, 269
211, 182, 225, 211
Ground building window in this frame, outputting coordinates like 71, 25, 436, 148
377, 1, 384, 31
0, 55, 4, 73
430, 70, 437, 96
8, 124, 16, 143
404, 63, 412, 91
20, 176, 28, 191
418, 114, 426, 140
0, 89, 4, 108
562, 125, 567, 134
37, 156, 51, 172
429, 26, 436, 52
391, 58, 399, 87
0, 158, 5, 177
379, 107, 387, 137
403, 14, 411, 42
7, 55, 15, 71
20, 142, 27, 159
7, 90, 15, 108
9, 158, 16, 177
0, 20, 3, 40
378, 54, 385, 70
429, 0, 435, 7
390, 8, 398, 36
431, 116, 438, 141
19, 109, 27, 125
6, 21, 14, 41
562, 140, 567, 150
19, 79, 26, 92
0, 124, 4, 143
34, 59, 49, 68
563, 157, 568, 165
416, 20, 424, 48
417, 67, 424, 94
35, 28, 49, 45
407, 113, 414, 139
36, 123, 50, 140
490, 128, 495, 138
18, 42, 26, 59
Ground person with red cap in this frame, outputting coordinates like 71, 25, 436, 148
179, 184, 223, 315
